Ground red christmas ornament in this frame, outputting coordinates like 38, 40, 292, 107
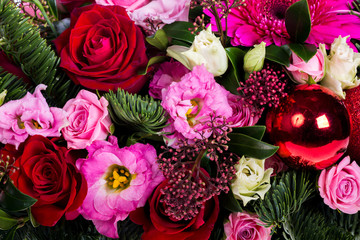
344, 86, 360, 161
266, 84, 351, 170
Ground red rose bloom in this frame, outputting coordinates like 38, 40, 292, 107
54, 4, 148, 92
10, 135, 87, 226
130, 179, 219, 240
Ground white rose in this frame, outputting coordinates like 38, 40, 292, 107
320, 36, 360, 98
231, 156, 273, 206
166, 26, 228, 76
243, 41, 266, 73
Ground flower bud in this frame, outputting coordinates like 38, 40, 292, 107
243, 41, 266, 73
0, 90, 6, 106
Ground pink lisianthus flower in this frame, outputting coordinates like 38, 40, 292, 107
75, 136, 164, 238
227, 93, 259, 128
61, 90, 112, 149
161, 65, 232, 141
149, 61, 190, 99
0, 84, 68, 149
95, 0, 149, 11
224, 212, 271, 240
129, 0, 191, 33
286, 49, 325, 84
318, 156, 360, 214
206, 0, 360, 48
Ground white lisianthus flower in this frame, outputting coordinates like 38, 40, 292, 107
320, 36, 360, 99
231, 156, 273, 206
243, 41, 266, 73
166, 26, 228, 76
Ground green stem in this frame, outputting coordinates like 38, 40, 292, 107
211, 5, 225, 46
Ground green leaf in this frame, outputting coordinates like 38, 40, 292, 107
138, 56, 167, 75
219, 189, 243, 212
0, 209, 18, 230
221, 47, 245, 94
27, 208, 39, 228
231, 126, 266, 140
285, 0, 311, 43
0, 181, 37, 212
288, 43, 317, 62
45, 0, 58, 20
228, 133, 278, 159
146, 29, 169, 51
162, 21, 196, 44
265, 45, 291, 67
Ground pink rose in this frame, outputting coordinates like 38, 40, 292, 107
227, 93, 259, 128
224, 212, 271, 240
0, 84, 68, 149
318, 156, 360, 214
75, 136, 164, 238
286, 49, 325, 84
129, 0, 191, 33
161, 65, 232, 141
61, 90, 112, 149
95, 0, 149, 11
149, 61, 190, 99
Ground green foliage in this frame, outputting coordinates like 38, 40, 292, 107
0, 0, 80, 106
288, 43, 317, 62
285, 0, 311, 43
146, 29, 169, 51
221, 47, 244, 95
255, 171, 315, 228
265, 45, 291, 67
0, 181, 37, 213
104, 89, 169, 135
283, 207, 354, 240
0, 68, 27, 103
162, 21, 196, 45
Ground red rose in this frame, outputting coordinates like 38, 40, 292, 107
10, 135, 87, 226
130, 179, 219, 240
54, 4, 148, 92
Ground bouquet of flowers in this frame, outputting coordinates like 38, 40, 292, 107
1, 0, 360, 239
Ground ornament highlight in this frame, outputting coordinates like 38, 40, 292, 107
266, 84, 351, 169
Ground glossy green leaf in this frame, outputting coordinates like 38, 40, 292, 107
231, 126, 266, 140
162, 21, 196, 44
0, 181, 37, 212
221, 47, 245, 95
288, 43, 317, 62
219, 189, 243, 212
146, 29, 169, 51
0, 209, 18, 230
285, 0, 311, 43
228, 133, 278, 159
27, 208, 39, 228
138, 56, 167, 75
265, 45, 291, 67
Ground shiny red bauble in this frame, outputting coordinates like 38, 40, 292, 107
344, 86, 360, 161
266, 84, 351, 170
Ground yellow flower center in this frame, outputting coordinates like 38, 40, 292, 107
185, 99, 202, 127
105, 165, 135, 191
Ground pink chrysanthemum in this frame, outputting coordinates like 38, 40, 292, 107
207, 0, 360, 47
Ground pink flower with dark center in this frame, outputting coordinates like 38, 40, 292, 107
75, 136, 164, 238
207, 0, 360, 48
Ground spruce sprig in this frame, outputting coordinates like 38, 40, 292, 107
104, 88, 169, 135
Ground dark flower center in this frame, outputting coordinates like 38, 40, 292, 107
264, 0, 295, 20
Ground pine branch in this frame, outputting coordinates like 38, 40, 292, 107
0, 0, 80, 106
255, 171, 315, 230
0, 67, 27, 102
104, 89, 169, 135
283, 206, 355, 240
